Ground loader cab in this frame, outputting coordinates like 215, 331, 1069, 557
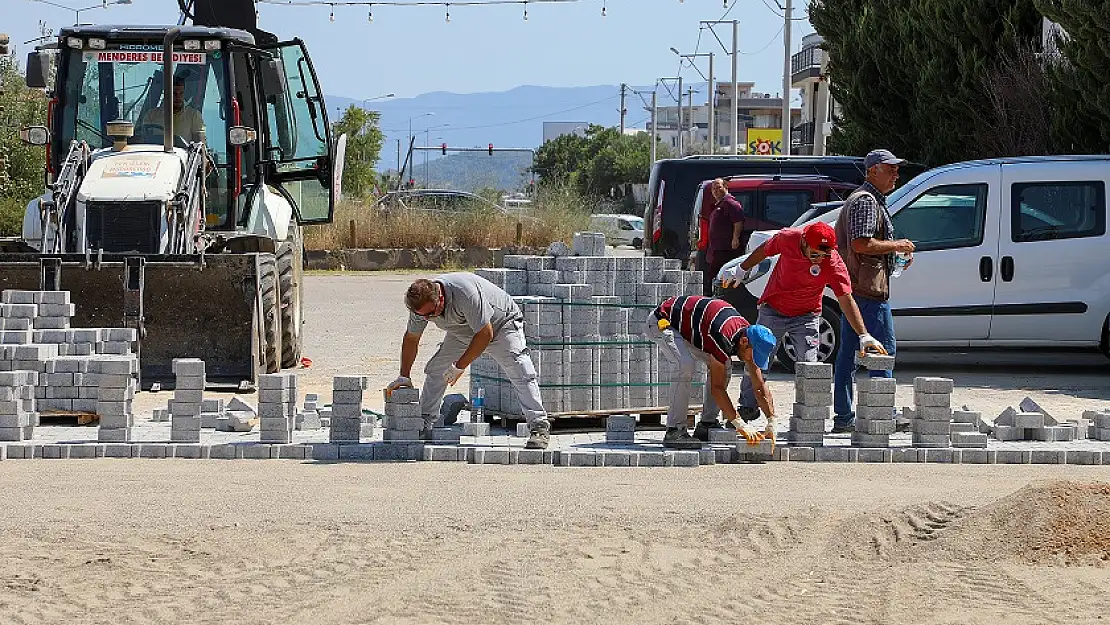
40, 25, 336, 240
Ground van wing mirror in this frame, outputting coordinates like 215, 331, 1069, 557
25, 50, 53, 89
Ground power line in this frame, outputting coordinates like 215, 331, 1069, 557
259, 0, 578, 5
381, 93, 620, 133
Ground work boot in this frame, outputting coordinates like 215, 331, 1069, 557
525, 420, 551, 450
663, 427, 703, 449
692, 420, 722, 442
737, 405, 761, 423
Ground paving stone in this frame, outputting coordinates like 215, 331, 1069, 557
912, 420, 952, 436
208, 444, 237, 459
995, 449, 1030, 464
891, 448, 923, 463
462, 422, 490, 436
955, 449, 992, 464
98, 427, 132, 443
471, 448, 511, 465
68, 444, 104, 459
1065, 450, 1103, 465
1013, 412, 1045, 429
913, 377, 954, 393
794, 362, 833, 379
697, 448, 718, 465
789, 432, 825, 447
950, 432, 988, 448
856, 448, 891, 463
600, 450, 632, 467
138, 444, 169, 459
856, 419, 895, 435
858, 378, 897, 394
428, 427, 461, 444
851, 433, 890, 448
424, 446, 466, 462
860, 354, 895, 371
922, 448, 955, 463
172, 444, 206, 459
815, 447, 855, 462
636, 451, 666, 467
606, 415, 636, 432
103, 443, 133, 458
514, 448, 547, 465
914, 392, 952, 408
796, 378, 832, 393
1030, 450, 1065, 464
792, 404, 831, 420
667, 450, 700, 467
787, 446, 815, 462
337, 444, 375, 461
859, 392, 896, 407
308, 443, 339, 461
796, 390, 833, 406
712, 446, 737, 464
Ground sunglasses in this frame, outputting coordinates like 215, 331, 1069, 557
804, 243, 833, 260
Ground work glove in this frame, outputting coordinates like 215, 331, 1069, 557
739, 426, 764, 446
443, 362, 465, 387
719, 264, 754, 289
858, 333, 888, 356
385, 376, 412, 400
764, 418, 777, 453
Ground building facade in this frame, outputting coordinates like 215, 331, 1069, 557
790, 33, 836, 156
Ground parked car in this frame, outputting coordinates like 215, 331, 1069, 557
590, 213, 645, 248
374, 190, 507, 214
643, 155, 882, 263
717, 155, 1110, 369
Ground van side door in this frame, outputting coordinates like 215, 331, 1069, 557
990, 161, 1109, 345
887, 166, 1001, 343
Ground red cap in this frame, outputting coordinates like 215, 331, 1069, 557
803, 221, 837, 250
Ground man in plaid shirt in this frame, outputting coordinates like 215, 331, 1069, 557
831, 149, 916, 433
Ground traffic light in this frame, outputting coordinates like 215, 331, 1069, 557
0, 33, 10, 56
488, 143, 493, 156
441, 142, 447, 156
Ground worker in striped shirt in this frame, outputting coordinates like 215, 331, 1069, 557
644, 295, 778, 449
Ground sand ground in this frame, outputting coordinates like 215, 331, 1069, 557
1, 462, 1108, 624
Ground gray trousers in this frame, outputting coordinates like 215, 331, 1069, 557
421, 320, 548, 426
740, 304, 820, 408
644, 315, 731, 428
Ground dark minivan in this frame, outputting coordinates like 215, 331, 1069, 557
644, 155, 868, 262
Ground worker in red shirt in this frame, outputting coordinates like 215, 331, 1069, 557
704, 178, 746, 295
719, 221, 885, 422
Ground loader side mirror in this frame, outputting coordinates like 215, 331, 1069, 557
228, 126, 257, 146
25, 51, 52, 89
261, 57, 286, 96
20, 126, 51, 146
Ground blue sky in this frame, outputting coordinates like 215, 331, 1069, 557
3, 0, 815, 101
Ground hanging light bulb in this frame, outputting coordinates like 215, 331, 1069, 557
445, 3, 451, 22
329, 5, 335, 22
601, 0, 606, 16
368, 3, 373, 22
523, 1, 528, 21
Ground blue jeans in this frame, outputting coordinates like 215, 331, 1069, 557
833, 296, 896, 427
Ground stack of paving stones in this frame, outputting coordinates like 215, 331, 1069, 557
0, 371, 38, 442
297, 393, 322, 430
329, 375, 371, 443
572, 231, 607, 256
97, 357, 139, 442
258, 373, 298, 444
383, 386, 424, 443
853, 375, 897, 448
993, 398, 1082, 442
790, 362, 833, 447
950, 408, 989, 448
470, 235, 702, 418
605, 414, 636, 444
1086, 409, 1110, 441
200, 398, 225, 429
170, 358, 205, 443
911, 377, 954, 449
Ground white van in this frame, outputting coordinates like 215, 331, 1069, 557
721, 155, 1110, 367
590, 213, 645, 248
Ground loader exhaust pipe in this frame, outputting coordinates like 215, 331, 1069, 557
162, 27, 181, 154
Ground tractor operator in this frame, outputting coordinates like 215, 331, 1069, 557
140, 75, 206, 142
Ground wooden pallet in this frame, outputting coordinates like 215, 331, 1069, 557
39, 411, 99, 426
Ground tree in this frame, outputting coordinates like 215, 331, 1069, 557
533, 124, 667, 197
1035, 0, 1110, 153
810, 0, 1042, 166
331, 105, 384, 199
0, 57, 48, 236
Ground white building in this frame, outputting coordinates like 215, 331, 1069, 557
647, 82, 801, 155
791, 33, 836, 156
542, 121, 589, 144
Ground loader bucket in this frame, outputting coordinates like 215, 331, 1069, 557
0, 252, 262, 388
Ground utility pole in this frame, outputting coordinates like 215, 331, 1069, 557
619, 83, 627, 134
686, 86, 695, 154
701, 19, 741, 154
677, 75, 683, 156
707, 53, 714, 155
650, 90, 657, 164
781, 0, 793, 156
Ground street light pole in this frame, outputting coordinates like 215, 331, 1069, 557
781, 0, 793, 156
672, 49, 715, 156
650, 90, 657, 164
32, 0, 133, 25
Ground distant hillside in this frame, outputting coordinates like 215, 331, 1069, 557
406, 151, 534, 192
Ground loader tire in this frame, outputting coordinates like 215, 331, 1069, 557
277, 223, 304, 369
260, 253, 282, 374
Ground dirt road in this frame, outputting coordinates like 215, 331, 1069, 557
0, 462, 1107, 624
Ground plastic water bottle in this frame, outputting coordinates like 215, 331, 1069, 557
891, 252, 909, 279
472, 386, 485, 424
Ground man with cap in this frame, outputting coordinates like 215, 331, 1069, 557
719, 221, 887, 421
644, 295, 778, 449
830, 149, 916, 433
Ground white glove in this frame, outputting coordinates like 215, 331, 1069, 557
859, 334, 888, 355
719, 264, 754, 288
443, 363, 465, 386
385, 376, 412, 400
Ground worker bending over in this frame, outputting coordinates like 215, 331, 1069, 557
719, 221, 885, 423
387, 274, 552, 449
645, 295, 777, 449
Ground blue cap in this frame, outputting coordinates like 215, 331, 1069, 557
745, 324, 776, 370
864, 149, 906, 170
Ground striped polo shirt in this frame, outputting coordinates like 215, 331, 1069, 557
654, 295, 750, 363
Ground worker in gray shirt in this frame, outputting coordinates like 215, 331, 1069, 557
386, 273, 552, 449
